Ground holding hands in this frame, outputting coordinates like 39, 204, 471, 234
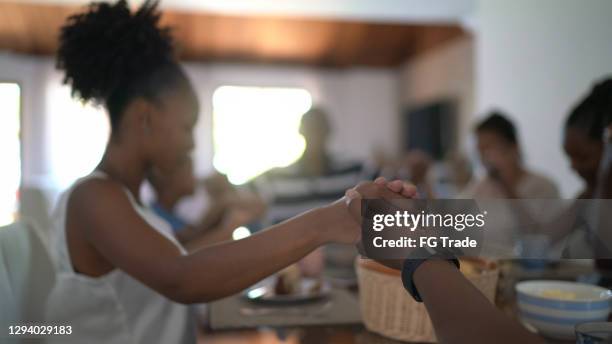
319, 177, 417, 246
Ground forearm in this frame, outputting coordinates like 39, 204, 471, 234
414, 260, 544, 344
173, 205, 334, 303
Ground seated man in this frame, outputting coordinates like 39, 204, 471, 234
252, 107, 377, 279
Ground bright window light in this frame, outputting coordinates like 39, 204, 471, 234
212, 86, 312, 184
48, 85, 109, 190
0, 83, 21, 226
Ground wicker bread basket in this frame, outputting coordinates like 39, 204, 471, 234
356, 258, 499, 343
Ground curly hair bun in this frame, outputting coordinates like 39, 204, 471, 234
56, 0, 175, 104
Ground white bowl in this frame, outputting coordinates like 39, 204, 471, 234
516, 280, 612, 340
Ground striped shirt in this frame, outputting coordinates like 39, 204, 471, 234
252, 158, 377, 226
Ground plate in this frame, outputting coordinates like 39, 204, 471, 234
244, 277, 332, 305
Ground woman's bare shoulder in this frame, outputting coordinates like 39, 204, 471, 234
66, 176, 135, 225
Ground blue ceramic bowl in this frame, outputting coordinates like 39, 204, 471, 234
516, 280, 612, 340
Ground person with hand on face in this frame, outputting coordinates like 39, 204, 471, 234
461, 112, 559, 199
45, 1, 416, 343
197, 171, 265, 233
148, 158, 264, 252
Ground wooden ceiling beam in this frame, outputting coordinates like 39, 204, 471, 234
0, 1, 467, 67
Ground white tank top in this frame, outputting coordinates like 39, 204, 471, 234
45, 171, 196, 344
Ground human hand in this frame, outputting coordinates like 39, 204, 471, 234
347, 177, 418, 222
319, 177, 417, 245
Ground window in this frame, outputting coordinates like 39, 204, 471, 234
47, 84, 109, 190
0, 83, 21, 226
212, 86, 312, 184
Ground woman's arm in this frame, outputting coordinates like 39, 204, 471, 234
413, 260, 545, 344
68, 178, 404, 304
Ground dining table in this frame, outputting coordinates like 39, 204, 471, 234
197, 260, 606, 344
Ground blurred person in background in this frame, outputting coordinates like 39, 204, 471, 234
457, 112, 559, 266
174, 171, 265, 233
370, 92, 612, 336
44, 2, 413, 343
564, 82, 609, 199
252, 107, 377, 281
463, 80, 612, 274
461, 112, 559, 199
396, 149, 436, 198
534, 79, 612, 274
529, 78, 612, 240
148, 157, 264, 251
543, 77, 612, 285
557, 78, 612, 261
583, 78, 612, 286
444, 151, 474, 196
385, 149, 474, 199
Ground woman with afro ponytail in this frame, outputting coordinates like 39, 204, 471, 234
46, 1, 414, 343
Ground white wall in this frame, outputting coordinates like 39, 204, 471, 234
474, 0, 612, 198
399, 36, 475, 151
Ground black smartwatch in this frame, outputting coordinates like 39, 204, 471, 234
401, 247, 460, 302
